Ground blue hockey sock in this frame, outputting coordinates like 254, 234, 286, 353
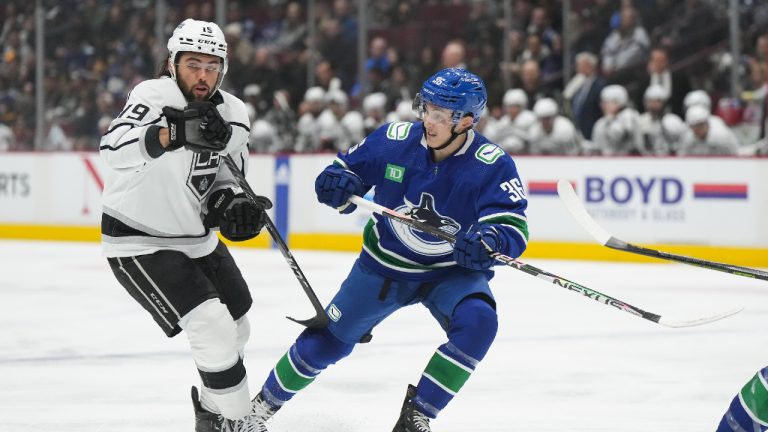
260, 327, 354, 408
717, 368, 768, 432
414, 297, 498, 418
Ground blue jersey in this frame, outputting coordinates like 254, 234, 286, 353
335, 121, 529, 281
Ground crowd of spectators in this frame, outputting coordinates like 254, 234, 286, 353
2, 0, 768, 156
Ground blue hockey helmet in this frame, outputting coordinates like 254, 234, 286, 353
414, 68, 487, 126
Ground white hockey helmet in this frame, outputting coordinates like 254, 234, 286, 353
167, 19, 228, 95
243, 84, 261, 97
533, 98, 558, 118
685, 105, 710, 125
304, 86, 326, 103
600, 85, 628, 106
363, 92, 388, 113
503, 89, 528, 107
396, 99, 415, 120
643, 84, 669, 102
683, 90, 711, 110
325, 89, 348, 108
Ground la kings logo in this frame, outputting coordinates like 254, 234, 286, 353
391, 193, 461, 256
186, 152, 220, 199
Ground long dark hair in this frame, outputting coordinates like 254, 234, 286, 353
157, 56, 172, 78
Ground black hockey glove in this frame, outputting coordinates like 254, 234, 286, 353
205, 186, 273, 241
161, 102, 228, 153
188, 101, 232, 150
161, 105, 197, 151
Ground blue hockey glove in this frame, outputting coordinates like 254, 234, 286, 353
453, 224, 505, 270
315, 165, 364, 214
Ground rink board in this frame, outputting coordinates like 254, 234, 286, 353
0, 152, 765, 265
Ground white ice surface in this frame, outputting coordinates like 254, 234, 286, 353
0, 240, 766, 431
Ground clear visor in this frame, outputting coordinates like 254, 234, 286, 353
175, 61, 223, 73
413, 93, 456, 126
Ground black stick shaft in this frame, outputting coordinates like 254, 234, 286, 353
222, 154, 328, 328
264, 215, 329, 329
608, 240, 768, 282
557, 178, 768, 282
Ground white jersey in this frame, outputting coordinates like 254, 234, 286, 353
527, 115, 581, 155
592, 107, 643, 155
638, 112, 687, 155
99, 76, 251, 258
484, 110, 537, 153
295, 112, 322, 152
249, 119, 282, 153
678, 117, 740, 156
317, 109, 365, 152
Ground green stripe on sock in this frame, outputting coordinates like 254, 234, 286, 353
274, 353, 315, 393
741, 372, 768, 423
423, 351, 472, 394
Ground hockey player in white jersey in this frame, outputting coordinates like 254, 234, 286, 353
591, 84, 643, 155
682, 89, 731, 136
637, 85, 687, 155
317, 89, 365, 152
295, 86, 326, 152
100, 19, 273, 432
362, 91, 389, 134
527, 98, 581, 155
483, 89, 537, 153
679, 105, 740, 156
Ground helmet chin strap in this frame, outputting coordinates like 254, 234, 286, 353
424, 124, 468, 152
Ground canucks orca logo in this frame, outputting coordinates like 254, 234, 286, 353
391, 193, 461, 256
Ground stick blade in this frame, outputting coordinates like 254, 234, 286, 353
287, 314, 329, 329
557, 179, 612, 245
657, 307, 744, 328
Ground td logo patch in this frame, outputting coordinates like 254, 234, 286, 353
385, 163, 405, 183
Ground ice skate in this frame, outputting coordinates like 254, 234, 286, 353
191, 386, 226, 432
191, 386, 274, 432
247, 391, 278, 430
392, 384, 432, 432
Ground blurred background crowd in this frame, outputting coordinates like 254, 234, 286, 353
2, 0, 768, 156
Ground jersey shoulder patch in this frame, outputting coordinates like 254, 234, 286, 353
474, 142, 505, 165
385, 122, 414, 140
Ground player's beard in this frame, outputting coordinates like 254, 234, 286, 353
180, 80, 212, 102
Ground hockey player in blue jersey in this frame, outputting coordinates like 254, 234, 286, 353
248, 68, 529, 431
718, 366, 768, 431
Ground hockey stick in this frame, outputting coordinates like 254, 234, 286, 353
557, 179, 768, 282
222, 155, 328, 329
263, 216, 329, 329
348, 195, 742, 328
